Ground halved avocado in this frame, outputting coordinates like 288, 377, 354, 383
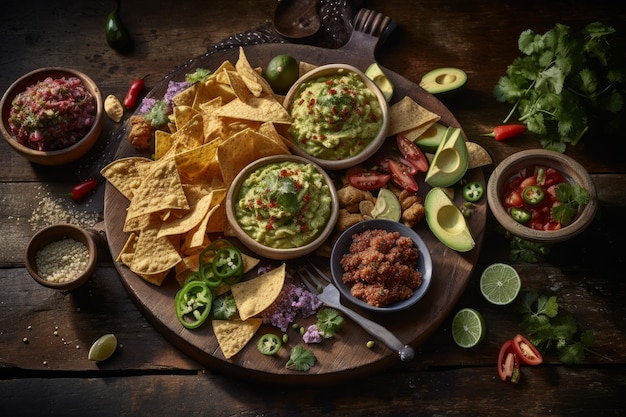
419, 68, 467, 95
415, 122, 448, 153
365, 62, 394, 102
425, 187, 475, 252
425, 127, 469, 187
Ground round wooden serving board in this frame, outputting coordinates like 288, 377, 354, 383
103, 11, 486, 385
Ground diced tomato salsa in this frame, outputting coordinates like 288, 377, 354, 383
501, 166, 569, 231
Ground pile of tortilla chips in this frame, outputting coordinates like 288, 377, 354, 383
101, 47, 294, 286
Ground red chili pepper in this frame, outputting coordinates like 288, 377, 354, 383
123, 75, 147, 109
482, 124, 527, 141
70, 179, 99, 201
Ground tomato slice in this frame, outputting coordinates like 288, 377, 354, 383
512, 334, 543, 365
396, 134, 429, 172
498, 339, 521, 383
388, 160, 419, 192
348, 171, 391, 191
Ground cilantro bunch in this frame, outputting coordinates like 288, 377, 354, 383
516, 292, 598, 364
494, 22, 625, 152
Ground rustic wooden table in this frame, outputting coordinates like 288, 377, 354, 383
1, 1, 625, 415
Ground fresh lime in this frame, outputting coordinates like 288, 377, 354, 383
480, 263, 521, 305
365, 62, 394, 102
88, 333, 118, 362
451, 308, 485, 348
264, 54, 299, 94
371, 188, 401, 221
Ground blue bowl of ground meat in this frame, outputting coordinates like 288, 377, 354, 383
330, 218, 433, 313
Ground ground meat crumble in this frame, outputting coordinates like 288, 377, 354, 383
340, 229, 422, 307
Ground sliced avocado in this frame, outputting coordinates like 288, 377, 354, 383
371, 188, 401, 221
425, 187, 475, 252
419, 68, 467, 95
415, 122, 448, 153
365, 63, 394, 102
425, 127, 469, 187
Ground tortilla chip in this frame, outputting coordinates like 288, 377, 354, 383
214, 95, 292, 124
235, 47, 273, 97
171, 113, 205, 150
212, 318, 263, 359
154, 130, 175, 160
230, 263, 286, 320
388, 96, 440, 136
126, 157, 189, 221
242, 253, 260, 273
130, 224, 182, 276
226, 70, 252, 102
100, 157, 153, 201
173, 105, 199, 130
173, 83, 197, 107
299, 61, 318, 77
174, 139, 221, 181
466, 141, 493, 169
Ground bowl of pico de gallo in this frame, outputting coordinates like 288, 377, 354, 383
487, 149, 597, 244
1, 67, 103, 165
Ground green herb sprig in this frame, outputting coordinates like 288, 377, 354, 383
494, 22, 625, 152
516, 291, 608, 364
551, 182, 590, 226
286, 345, 316, 371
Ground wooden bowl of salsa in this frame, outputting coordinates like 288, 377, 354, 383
1, 67, 103, 165
487, 149, 597, 244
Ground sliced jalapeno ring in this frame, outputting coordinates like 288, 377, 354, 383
522, 185, 545, 206
462, 181, 484, 202
510, 207, 531, 224
212, 247, 243, 281
175, 280, 212, 329
257, 333, 282, 356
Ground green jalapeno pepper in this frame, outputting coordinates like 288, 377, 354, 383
105, 0, 131, 52
510, 207, 531, 224
175, 280, 212, 329
462, 181, 484, 202
212, 247, 244, 285
522, 185, 545, 206
257, 333, 282, 356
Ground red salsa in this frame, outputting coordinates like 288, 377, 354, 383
8, 76, 96, 151
501, 166, 569, 231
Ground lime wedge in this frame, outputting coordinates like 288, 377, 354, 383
480, 263, 521, 305
451, 308, 485, 348
88, 334, 118, 362
371, 188, 401, 221
365, 63, 394, 102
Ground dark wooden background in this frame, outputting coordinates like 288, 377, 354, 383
1, 1, 625, 416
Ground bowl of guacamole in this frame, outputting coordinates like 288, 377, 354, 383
225, 155, 339, 260
283, 64, 389, 171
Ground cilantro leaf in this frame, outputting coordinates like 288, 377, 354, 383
316, 308, 344, 339
286, 345, 316, 371
551, 182, 590, 226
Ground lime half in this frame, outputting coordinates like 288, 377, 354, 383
451, 308, 485, 348
88, 334, 118, 362
480, 263, 521, 305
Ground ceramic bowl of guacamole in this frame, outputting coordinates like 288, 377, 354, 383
226, 154, 339, 260
283, 64, 389, 171
330, 218, 433, 314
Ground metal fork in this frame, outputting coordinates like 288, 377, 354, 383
297, 262, 415, 362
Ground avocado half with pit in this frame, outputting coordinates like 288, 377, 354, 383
419, 68, 467, 95
425, 127, 469, 188
425, 187, 475, 252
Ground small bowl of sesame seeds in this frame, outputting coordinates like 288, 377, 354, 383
25, 223, 99, 291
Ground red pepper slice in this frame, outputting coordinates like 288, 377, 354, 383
512, 334, 543, 365
482, 124, 527, 141
70, 179, 99, 201
498, 339, 521, 383
396, 134, 429, 172
388, 159, 419, 192
123, 75, 147, 109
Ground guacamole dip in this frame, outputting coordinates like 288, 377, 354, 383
288, 71, 383, 160
235, 161, 332, 249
